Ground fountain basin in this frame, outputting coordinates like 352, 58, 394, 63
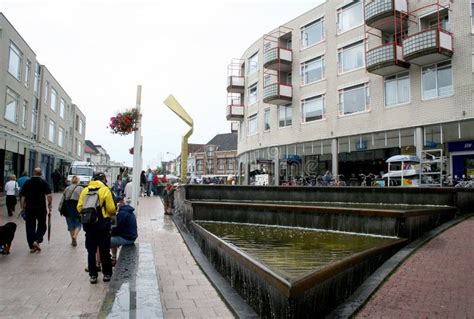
191, 221, 406, 318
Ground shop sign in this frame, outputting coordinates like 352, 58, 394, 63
424, 141, 437, 148
448, 141, 474, 152
256, 159, 273, 164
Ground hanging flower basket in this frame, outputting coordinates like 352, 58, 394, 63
108, 108, 141, 136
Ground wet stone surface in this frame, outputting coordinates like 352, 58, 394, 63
99, 243, 163, 318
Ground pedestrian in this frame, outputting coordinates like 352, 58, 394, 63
51, 169, 62, 192
17, 171, 29, 192
20, 168, 52, 253
110, 201, 137, 266
113, 175, 124, 201
5, 175, 19, 217
140, 171, 146, 196
77, 172, 117, 284
152, 172, 159, 196
146, 169, 153, 197
60, 175, 83, 247
161, 174, 168, 184
0, 222, 17, 255
124, 177, 133, 203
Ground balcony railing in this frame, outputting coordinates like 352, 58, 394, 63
227, 76, 245, 93
402, 29, 453, 65
226, 104, 244, 121
263, 47, 292, 71
366, 43, 409, 76
365, 0, 408, 32
263, 83, 292, 105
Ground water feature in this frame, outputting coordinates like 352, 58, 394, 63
198, 221, 399, 281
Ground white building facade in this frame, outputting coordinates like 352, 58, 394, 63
227, 0, 474, 185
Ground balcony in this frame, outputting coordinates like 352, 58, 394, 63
263, 47, 292, 71
227, 76, 245, 93
366, 43, 409, 76
263, 83, 292, 105
365, 0, 408, 33
402, 29, 453, 65
226, 104, 244, 121
231, 122, 239, 133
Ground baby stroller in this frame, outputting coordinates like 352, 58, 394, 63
0, 222, 17, 255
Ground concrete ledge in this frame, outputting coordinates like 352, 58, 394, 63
98, 243, 163, 318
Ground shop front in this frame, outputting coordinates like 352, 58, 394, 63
448, 141, 474, 179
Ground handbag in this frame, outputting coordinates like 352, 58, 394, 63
59, 194, 68, 216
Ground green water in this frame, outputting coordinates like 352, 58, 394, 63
198, 222, 399, 281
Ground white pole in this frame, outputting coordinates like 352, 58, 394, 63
131, 85, 142, 208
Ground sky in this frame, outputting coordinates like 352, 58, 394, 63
1, 0, 324, 168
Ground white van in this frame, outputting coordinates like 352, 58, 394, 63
67, 161, 96, 186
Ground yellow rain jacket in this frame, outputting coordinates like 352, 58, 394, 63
77, 180, 117, 218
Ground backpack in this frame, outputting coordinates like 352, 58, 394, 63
80, 188, 101, 224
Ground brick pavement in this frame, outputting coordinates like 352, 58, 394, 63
0, 193, 233, 318
358, 216, 474, 318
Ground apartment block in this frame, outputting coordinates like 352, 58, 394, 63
227, 0, 474, 185
0, 13, 86, 188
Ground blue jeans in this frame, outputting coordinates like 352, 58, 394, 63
146, 181, 152, 196
111, 236, 135, 248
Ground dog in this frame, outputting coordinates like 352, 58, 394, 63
0, 222, 17, 255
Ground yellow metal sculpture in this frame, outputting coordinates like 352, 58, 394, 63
163, 95, 194, 183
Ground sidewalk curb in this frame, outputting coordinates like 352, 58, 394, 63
172, 215, 258, 319
329, 213, 474, 318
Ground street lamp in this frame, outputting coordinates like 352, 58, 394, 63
166, 151, 176, 158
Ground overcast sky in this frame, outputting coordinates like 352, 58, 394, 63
1, 0, 324, 168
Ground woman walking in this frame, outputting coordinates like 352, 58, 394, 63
60, 176, 83, 246
113, 175, 124, 201
5, 175, 19, 217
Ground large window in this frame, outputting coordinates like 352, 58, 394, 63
196, 160, 203, 172
25, 60, 31, 88
58, 127, 64, 147
248, 83, 258, 105
22, 100, 28, 129
338, 41, 364, 73
301, 18, 324, 48
337, 0, 363, 34
206, 159, 214, 174
278, 104, 292, 127
60, 99, 66, 119
49, 120, 56, 143
227, 159, 234, 171
422, 61, 453, 100
248, 52, 259, 75
5, 88, 19, 123
8, 43, 22, 80
50, 88, 57, 112
301, 56, 324, 85
339, 83, 369, 115
247, 114, 257, 136
301, 95, 325, 122
264, 109, 270, 131
218, 159, 225, 171
384, 72, 410, 106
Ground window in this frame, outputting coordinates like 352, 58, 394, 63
248, 52, 259, 75
338, 41, 364, 73
301, 56, 324, 85
77, 141, 82, 156
248, 83, 258, 105
58, 127, 64, 147
43, 116, 48, 137
34, 64, 41, 96
227, 159, 234, 171
301, 18, 324, 48
206, 159, 213, 174
339, 83, 370, 115
31, 99, 39, 136
21, 100, 28, 129
247, 114, 257, 136
384, 72, 410, 106
278, 104, 292, 127
60, 99, 66, 119
50, 88, 57, 111
301, 95, 325, 122
337, 0, 363, 34
49, 120, 55, 143
206, 145, 215, 158
25, 60, 31, 88
8, 43, 22, 80
264, 109, 270, 131
44, 81, 49, 103
286, 73, 292, 85
5, 88, 19, 123
218, 159, 225, 170
197, 160, 203, 172
428, 14, 450, 32
422, 61, 453, 100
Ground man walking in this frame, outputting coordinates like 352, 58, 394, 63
20, 168, 52, 253
77, 172, 117, 284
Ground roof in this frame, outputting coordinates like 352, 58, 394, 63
85, 140, 99, 154
188, 143, 205, 154
206, 133, 237, 151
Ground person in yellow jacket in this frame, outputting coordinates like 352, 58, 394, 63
77, 172, 117, 284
